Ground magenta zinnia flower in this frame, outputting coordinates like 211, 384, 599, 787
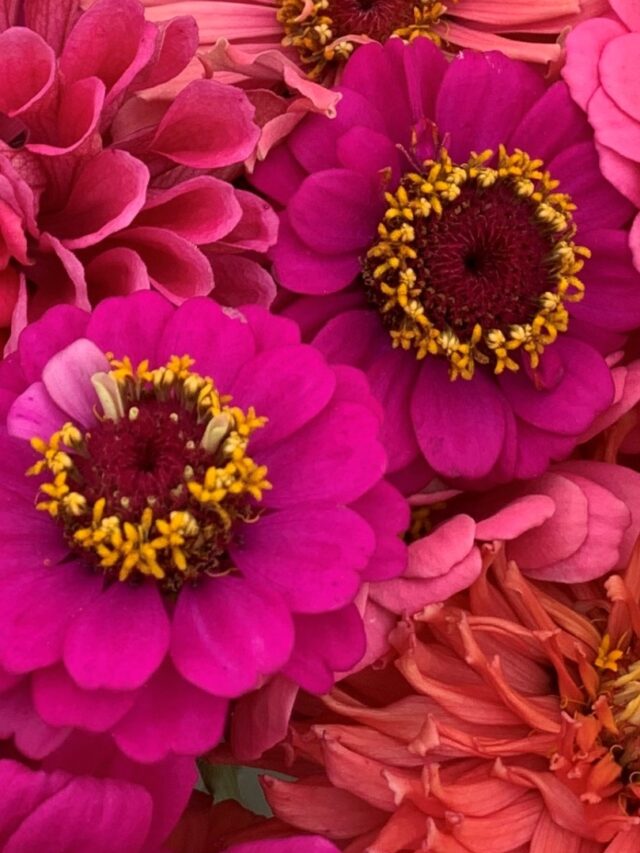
0, 0, 277, 351
0, 290, 406, 762
259, 549, 640, 850
256, 39, 640, 488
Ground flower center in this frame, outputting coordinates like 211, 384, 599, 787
362, 147, 589, 380
276, 0, 448, 79
27, 355, 271, 592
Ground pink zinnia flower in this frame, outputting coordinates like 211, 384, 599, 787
0, 0, 276, 351
0, 729, 195, 852
563, 0, 640, 275
256, 39, 640, 488
0, 290, 407, 762
258, 546, 640, 850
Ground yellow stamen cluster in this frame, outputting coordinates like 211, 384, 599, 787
276, 0, 450, 80
27, 355, 271, 587
364, 146, 589, 381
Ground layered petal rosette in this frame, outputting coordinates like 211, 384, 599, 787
563, 0, 640, 273
256, 40, 640, 488
0, 290, 407, 762
254, 549, 640, 850
0, 0, 276, 350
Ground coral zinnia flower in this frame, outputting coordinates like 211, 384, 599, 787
143, 0, 606, 87
0, 0, 276, 351
255, 39, 640, 487
259, 546, 640, 850
0, 291, 406, 762
562, 0, 640, 276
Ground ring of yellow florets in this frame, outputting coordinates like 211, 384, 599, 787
27, 354, 271, 590
276, 0, 450, 79
363, 146, 589, 381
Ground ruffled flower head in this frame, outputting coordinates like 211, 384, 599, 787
259, 545, 640, 850
256, 39, 640, 487
0, 291, 407, 762
0, 0, 277, 350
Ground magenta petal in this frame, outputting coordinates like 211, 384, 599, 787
41, 338, 108, 427
216, 189, 277, 254
113, 662, 227, 762
242, 305, 301, 352
42, 150, 149, 249
7, 381, 66, 441
313, 309, 387, 368
229, 344, 336, 448
156, 297, 255, 389
507, 82, 590, 162
18, 305, 89, 383
27, 77, 105, 157
231, 507, 374, 613
284, 605, 365, 693
135, 176, 242, 244
85, 247, 150, 302
63, 582, 169, 691
0, 682, 70, 760
289, 169, 380, 255
32, 665, 135, 732
171, 576, 294, 698
337, 126, 402, 182
150, 79, 259, 168
350, 481, 409, 582
2, 765, 152, 853
260, 399, 386, 507
207, 255, 276, 309
0, 563, 100, 673
0, 28, 54, 117
272, 214, 360, 295
411, 359, 507, 480
436, 51, 545, 163
499, 337, 614, 436
115, 226, 213, 301
251, 142, 308, 207
85, 290, 173, 366
23, 0, 80, 55
230, 675, 298, 761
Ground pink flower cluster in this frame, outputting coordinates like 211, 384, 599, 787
3, 0, 640, 851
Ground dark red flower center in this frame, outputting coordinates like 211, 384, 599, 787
27, 355, 270, 591
362, 147, 589, 380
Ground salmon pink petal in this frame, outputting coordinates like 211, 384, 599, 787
230, 507, 374, 613
150, 79, 259, 168
284, 606, 366, 693
113, 662, 228, 762
171, 576, 294, 698
41, 338, 108, 427
63, 581, 170, 690
41, 150, 148, 249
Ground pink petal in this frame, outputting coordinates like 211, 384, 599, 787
85, 247, 150, 303
230, 675, 299, 761
41, 338, 108, 427
475, 495, 557, 541
171, 576, 294, 698
42, 150, 149, 249
600, 33, 640, 123
562, 18, 627, 111
231, 507, 374, 613
23, 0, 81, 55
113, 661, 227, 762
133, 15, 199, 91
63, 582, 170, 690
150, 78, 259, 168
0, 28, 54, 117
407, 515, 476, 579
215, 188, 277, 254
7, 381, 67, 441
591, 86, 640, 163
17, 304, 89, 383
609, 0, 640, 30
27, 77, 105, 156
207, 255, 276, 309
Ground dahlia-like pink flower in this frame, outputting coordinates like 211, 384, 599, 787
0, 290, 407, 762
256, 39, 640, 488
0, 730, 194, 852
563, 0, 640, 274
260, 547, 640, 850
0, 0, 276, 351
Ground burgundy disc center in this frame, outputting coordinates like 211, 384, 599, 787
328, 0, 415, 40
413, 182, 556, 339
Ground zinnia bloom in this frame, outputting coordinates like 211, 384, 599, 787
0, 730, 195, 852
258, 546, 640, 850
0, 290, 406, 762
562, 0, 640, 274
256, 39, 640, 487
0, 0, 276, 351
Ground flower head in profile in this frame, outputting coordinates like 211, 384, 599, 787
0, 290, 407, 762
563, 0, 640, 276
0, 0, 276, 351
256, 39, 640, 488
259, 546, 640, 850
